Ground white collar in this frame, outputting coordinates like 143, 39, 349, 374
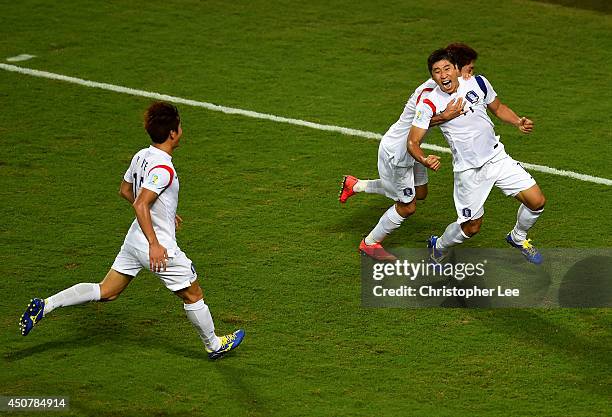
148, 145, 172, 160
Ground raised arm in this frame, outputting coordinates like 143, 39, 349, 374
487, 98, 533, 134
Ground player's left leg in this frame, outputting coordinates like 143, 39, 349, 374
495, 158, 545, 264
360, 199, 416, 261
513, 184, 546, 240
359, 163, 417, 261
159, 250, 244, 359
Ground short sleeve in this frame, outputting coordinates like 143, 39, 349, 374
412, 100, 435, 130
123, 154, 137, 183
142, 165, 174, 195
479, 75, 497, 105
123, 165, 133, 183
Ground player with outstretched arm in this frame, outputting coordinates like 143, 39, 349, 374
407, 49, 546, 264
19, 102, 244, 359
339, 43, 478, 261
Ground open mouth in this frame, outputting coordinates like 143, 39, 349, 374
442, 79, 452, 89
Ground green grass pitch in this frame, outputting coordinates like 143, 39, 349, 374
1, 1, 611, 416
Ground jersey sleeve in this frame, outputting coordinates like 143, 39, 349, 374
123, 154, 137, 183
142, 165, 174, 195
406, 79, 436, 115
479, 75, 497, 105
412, 99, 435, 130
123, 165, 133, 183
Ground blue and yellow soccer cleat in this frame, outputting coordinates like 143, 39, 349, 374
207, 329, 245, 360
19, 298, 45, 336
427, 236, 448, 264
506, 234, 543, 265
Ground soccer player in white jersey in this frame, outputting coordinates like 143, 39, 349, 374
19, 102, 245, 359
339, 44, 477, 261
408, 49, 546, 264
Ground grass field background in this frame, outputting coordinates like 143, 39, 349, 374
1, 1, 611, 416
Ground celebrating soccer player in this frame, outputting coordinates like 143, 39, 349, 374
19, 102, 245, 359
339, 43, 478, 261
408, 49, 546, 264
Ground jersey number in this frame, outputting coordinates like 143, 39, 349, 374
132, 173, 144, 196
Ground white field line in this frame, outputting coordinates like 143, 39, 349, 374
1, 62, 610, 186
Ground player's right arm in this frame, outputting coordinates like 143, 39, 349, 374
408, 126, 441, 171
133, 188, 168, 273
407, 101, 441, 171
119, 180, 135, 204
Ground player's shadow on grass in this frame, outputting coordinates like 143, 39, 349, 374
5, 312, 133, 362
558, 255, 612, 307
470, 309, 611, 398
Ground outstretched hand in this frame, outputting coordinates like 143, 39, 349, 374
518, 117, 534, 134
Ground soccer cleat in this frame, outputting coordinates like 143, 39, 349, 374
338, 175, 358, 203
359, 239, 397, 262
427, 236, 448, 264
506, 234, 543, 265
19, 298, 45, 336
207, 329, 245, 360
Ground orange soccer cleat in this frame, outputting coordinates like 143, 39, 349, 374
339, 175, 359, 203
359, 239, 397, 262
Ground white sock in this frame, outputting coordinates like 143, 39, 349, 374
43, 283, 101, 316
510, 204, 544, 244
184, 300, 221, 351
353, 179, 386, 196
436, 222, 469, 250
365, 205, 406, 245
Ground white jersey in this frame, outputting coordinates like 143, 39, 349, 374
122, 145, 180, 255
380, 78, 438, 167
412, 75, 504, 172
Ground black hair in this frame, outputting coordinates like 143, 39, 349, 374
144, 102, 180, 143
445, 43, 478, 70
427, 48, 457, 74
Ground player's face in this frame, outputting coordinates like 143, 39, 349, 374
431, 59, 460, 94
461, 60, 475, 78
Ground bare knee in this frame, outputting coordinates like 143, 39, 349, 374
415, 185, 428, 201
527, 194, 546, 211
98, 284, 121, 302
175, 281, 203, 304
395, 201, 416, 218
98, 270, 132, 302
461, 217, 483, 237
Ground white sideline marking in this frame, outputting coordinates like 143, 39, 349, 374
1, 62, 610, 186
6, 54, 36, 62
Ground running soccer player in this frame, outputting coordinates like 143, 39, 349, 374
339, 43, 478, 261
19, 102, 245, 359
408, 49, 546, 264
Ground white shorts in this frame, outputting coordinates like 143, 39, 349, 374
377, 146, 429, 204
453, 152, 536, 224
111, 244, 197, 292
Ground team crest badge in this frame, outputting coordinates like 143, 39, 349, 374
465, 90, 479, 104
